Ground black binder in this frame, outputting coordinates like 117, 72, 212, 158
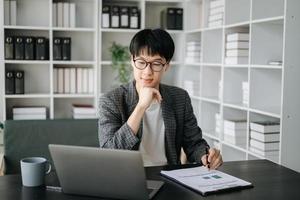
129, 7, 140, 29
5, 36, 14, 60
62, 37, 71, 60
14, 71, 25, 94
120, 6, 129, 28
102, 5, 110, 28
36, 37, 49, 60
111, 6, 120, 28
24, 36, 35, 60
53, 37, 62, 60
15, 36, 25, 60
175, 8, 183, 30
5, 71, 15, 94
161, 8, 176, 30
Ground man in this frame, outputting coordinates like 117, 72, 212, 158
99, 28, 222, 169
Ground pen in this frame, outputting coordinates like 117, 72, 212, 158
205, 146, 210, 169
46, 186, 62, 192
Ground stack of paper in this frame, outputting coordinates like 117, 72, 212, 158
223, 119, 247, 147
183, 80, 200, 96
242, 82, 249, 106
72, 104, 96, 119
249, 121, 280, 162
208, 0, 224, 28
13, 107, 47, 120
225, 33, 249, 65
185, 41, 201, 63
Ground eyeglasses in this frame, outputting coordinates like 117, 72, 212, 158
133, 58, 167, 72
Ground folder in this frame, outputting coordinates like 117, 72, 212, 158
111, 6, 120, 28
24, 37, 35, 60
53, 37, 62, 60
175, 8, 183, 30
10, 0, 17, 25
129, 7, 139, 29
63, 2, 69, 27
36, 37, 49, 60
14, 71, 25, 94
69, 3, 76, 28
5, 71, 15, 94
4, 0, 10, 25
15, 37, 25, 60
102, 5, 110, 28
53, 3, 57, 27
5, 36, 14, 60
161, 8, 176, 30
62, 37, 71, 60
120, 6, 129, 28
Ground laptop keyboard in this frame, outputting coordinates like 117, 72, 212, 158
147, 188, 154, 194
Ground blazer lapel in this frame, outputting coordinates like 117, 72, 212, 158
160, 84, 178, 164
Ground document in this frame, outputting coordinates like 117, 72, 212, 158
161, 166, 252, 196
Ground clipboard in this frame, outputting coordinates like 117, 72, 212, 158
160, 166, 253, 196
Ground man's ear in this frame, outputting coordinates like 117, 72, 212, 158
164, 62, 171, 72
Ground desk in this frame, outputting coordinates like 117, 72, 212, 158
0, 159, 300, 200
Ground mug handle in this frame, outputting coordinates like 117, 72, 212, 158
45, 161, 52, 174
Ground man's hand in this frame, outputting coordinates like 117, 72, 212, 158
137, 87, 162, 109
201, 148, 223, 170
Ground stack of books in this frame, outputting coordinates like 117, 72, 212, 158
53, 2, 76, 28
185, 41, 201, 63
54, 67, 94, 94
215, 113, 222, 135
13, 107, 47, 120
208, 0, 224, 28
223, 119, 247, 147
183, 80, 200, 96
242, 82, 249, 106
225, 33, 249, 65
72, 104, 96, 119
249, 121, 280, 162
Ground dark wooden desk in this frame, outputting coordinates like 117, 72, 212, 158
0, 160, 300, 200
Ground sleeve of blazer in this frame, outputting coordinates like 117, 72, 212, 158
98, 94, 139, 149
182, 91, 209, 163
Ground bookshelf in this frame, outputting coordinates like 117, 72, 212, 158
1, 0, 300, 172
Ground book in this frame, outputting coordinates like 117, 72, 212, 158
57, 2, 64, 27
226, 49, 249, 57
249, 146, 279, 157
120, 6, 129, 28
208, 13, 223, 22
13, 114, 47, 120
53, 37, 62, 60
102, 5, 110, 28
15, 37, 24, 60
72, 107, 96, 115
5, 36, 14, 60
227, 33, 249, 42
225, 57, 248, 65
5, 71, 15, 94
76, 68, 83, 93
250, 130, 280, 142
224, 128, 246, 137
13, 107, 46, 114
250, 121, 280, 133
10, 0, 17, 26
208, 19, 223, 27
88, 68, 94, 94
35, 37, 49, 60
70, 68, 76, 94
129, 7, 139, 29
249, 139, 279, 151
226, 41, 249, 49
82, 68, 88, 93
210, 6, 224, 15
62, 37, 71, 60
57, 68, 64, 93
64, 68, 70, 93
14, 71, 25, 94
161, 166, 252, 196
69, 3, 76, 28
53, 68, 58, 93
63, 2, 69, 27
53, 3, 57, 27
24, 37, 35, 60
111, 6, 120, 28
4, 0, 10, 25
223, 119, 247, 130
73, 114, 97, 119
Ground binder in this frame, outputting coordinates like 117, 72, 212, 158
14, 71, 25, 94
15, 37, 25, 60
175, 8, 183, 30
161, 8, 176, 30
69, 3, 76, 28
120, 6, 129, 28
10, 0, 17, 25
63, 2, 69, 27
129, 7, 139, 29
5, 71, 15, 94
62, 37, 71, 60
53, 37, 62, 60
24, 37, 35, 60
36, 37, 49, 60
111, 6, 120, 28
5, 36, 14, 60
53, 3, 57, 27
4, 0, 10, 25
102, 5, 110, 28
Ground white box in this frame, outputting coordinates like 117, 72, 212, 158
13, 107, 46, 114
249, 139, 279, 151
225, 57, 249, 65
250, 121, 280, 133
226, 49, 249, 57
226, 41, 249, 49
227, 33, 249, 42
13, 114, 47, 120
63, 2, 69, 27
69, 3, 76, 28
250, 130, 280, 142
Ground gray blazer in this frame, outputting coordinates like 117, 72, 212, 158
98, 81, 208, 165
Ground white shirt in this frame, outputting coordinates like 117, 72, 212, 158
139, 101, 168, 166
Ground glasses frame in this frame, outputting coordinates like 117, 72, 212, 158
133, 58, 167, 72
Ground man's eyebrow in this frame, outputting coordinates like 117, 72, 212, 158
136, 57, 164, 61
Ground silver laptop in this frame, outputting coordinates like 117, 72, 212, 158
48, 144, 164, 200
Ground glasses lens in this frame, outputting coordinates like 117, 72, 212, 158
151, 62, 164, 71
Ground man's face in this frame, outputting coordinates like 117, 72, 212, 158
131, 51, 170, 90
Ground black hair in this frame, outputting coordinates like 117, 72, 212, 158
129, 28, 175, 62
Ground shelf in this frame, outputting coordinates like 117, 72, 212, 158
252, 0, 284, 20
223, 102, 248, 111
52, 27, 96, 32
249, 108, 281, 119
251, 65, 282, 69
222, 141, 248, 153
5, 60, 50, 64
52, 61, 96, 65
225, 0, 250, 25
53, 94, 94, 98
251, 16, 284, 24
201, 63, 222, 67
201, 97, 220, 105
101, 28, 141, 33
203, 132, 220, 141
185, 29, 202, 34
190, 95, 201, 101
5, 94, 50, 98
224, 21, 250, 29
224, 64, 249, 68
4, 25, 50, 30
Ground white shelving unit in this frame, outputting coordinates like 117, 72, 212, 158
1, 0, 300, 172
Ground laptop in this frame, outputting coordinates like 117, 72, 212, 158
48, 144, 164, 200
